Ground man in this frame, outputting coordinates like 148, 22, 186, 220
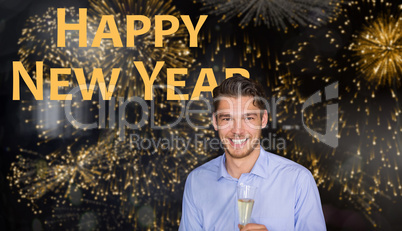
179, 75, 326, 231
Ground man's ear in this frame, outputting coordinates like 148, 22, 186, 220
262, 110, 268, 128
212, 113, 218, 131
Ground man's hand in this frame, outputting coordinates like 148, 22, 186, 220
238, 223, 268, 231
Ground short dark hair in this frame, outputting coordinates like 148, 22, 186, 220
212, 75, 266, 113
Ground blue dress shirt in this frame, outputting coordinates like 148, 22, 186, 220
179, 147, 326, 231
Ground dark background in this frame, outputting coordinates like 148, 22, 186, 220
1, 0, 402, 230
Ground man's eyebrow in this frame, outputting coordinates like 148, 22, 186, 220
244, 113, 258, 117
217, 113, 230, 118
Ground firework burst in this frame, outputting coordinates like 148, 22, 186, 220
18, 7, 102, 79
349, 13, 402, 87
278, 1, 402, 227
88, 0, 195, 98
283, 0, 401, 89
199, 0, 342, 30
9, 114, 215, 228
197, 25, 281, 72
9, 146, 104, 202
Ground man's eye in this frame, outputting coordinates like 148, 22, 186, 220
222, 118, 231, 121
246, 117, 254, 120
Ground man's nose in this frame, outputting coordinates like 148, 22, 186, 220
231, 119, 245, 134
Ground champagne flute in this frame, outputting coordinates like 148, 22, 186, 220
237, 184, 257, 229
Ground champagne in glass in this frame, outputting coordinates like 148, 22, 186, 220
238, 198, 254, 225
237, 184, 257, 228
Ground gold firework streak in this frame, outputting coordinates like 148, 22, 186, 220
350, 13, 402, 87
198, 0, 342, 30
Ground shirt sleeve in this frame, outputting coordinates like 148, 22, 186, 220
179, 172, 203, 231
294, 169, 327, 231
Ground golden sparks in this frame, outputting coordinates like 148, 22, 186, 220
11, 1, 209, 229
198, 0, 342, 30
277, 1, 402, 227
350, 14, 402, 87
87, 0, 195, 98
18, 7, 103, 79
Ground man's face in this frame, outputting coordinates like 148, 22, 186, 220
213, 96, 268, 159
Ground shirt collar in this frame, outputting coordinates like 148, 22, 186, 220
249, 146, 269, 179
217, 154, 232, 180
217, 146, 269, 180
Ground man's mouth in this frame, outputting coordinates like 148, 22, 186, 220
229, 138, 248, 145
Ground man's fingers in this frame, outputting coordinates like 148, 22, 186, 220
239, 223, 268, 231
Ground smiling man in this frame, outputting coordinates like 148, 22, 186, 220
179, 75, 326, 231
